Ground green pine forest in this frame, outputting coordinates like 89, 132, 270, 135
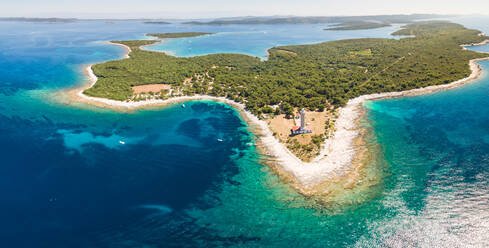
85, 21, 489, 116
146, 32, 213, 38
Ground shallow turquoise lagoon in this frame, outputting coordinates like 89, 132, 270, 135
1, 18, 489, 247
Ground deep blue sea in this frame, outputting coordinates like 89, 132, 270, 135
1, 17, 489, 247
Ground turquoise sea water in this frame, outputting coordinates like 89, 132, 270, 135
146, 24, 404, 59
1, 18, 489, 247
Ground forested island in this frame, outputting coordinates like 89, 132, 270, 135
83, 22, 489, 160
183, 14, 447, 26
146, 32, 213, 38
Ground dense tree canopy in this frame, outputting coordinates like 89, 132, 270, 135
85, 22, 489, 115
146, 32, 213, 38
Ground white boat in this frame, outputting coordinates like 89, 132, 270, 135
181, 104, 186, 108
119, 140, 125, 145
217, 138, 223, 142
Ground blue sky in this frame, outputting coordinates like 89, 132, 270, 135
2, 0, 489, 18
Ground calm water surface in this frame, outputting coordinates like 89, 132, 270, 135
1, 18, 489, 247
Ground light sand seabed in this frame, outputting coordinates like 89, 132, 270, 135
64, 40, 489, 195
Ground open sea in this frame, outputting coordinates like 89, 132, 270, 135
1, 16, 489, 247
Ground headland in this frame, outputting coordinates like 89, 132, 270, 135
62, 24, 489, 196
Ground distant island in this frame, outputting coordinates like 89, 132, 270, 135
143, 21, 171, 25
183, 14, 449, 28
146, 32, 213, 39
0, 17, 77, 23
70, 22, 489, 194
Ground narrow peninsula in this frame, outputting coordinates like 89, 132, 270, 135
69, 22, 489, 195
324, 21, 391, 30
146, 32, 213, 38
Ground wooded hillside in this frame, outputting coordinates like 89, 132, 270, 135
85, 22, 489, 115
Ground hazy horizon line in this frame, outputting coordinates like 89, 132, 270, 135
1, 13, 482, 21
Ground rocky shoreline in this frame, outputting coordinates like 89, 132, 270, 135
61, 40, 489, 196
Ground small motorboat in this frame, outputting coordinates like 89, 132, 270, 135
119, 140, 126, 145
181, 104, 186, 108
217, 138, 223, 142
